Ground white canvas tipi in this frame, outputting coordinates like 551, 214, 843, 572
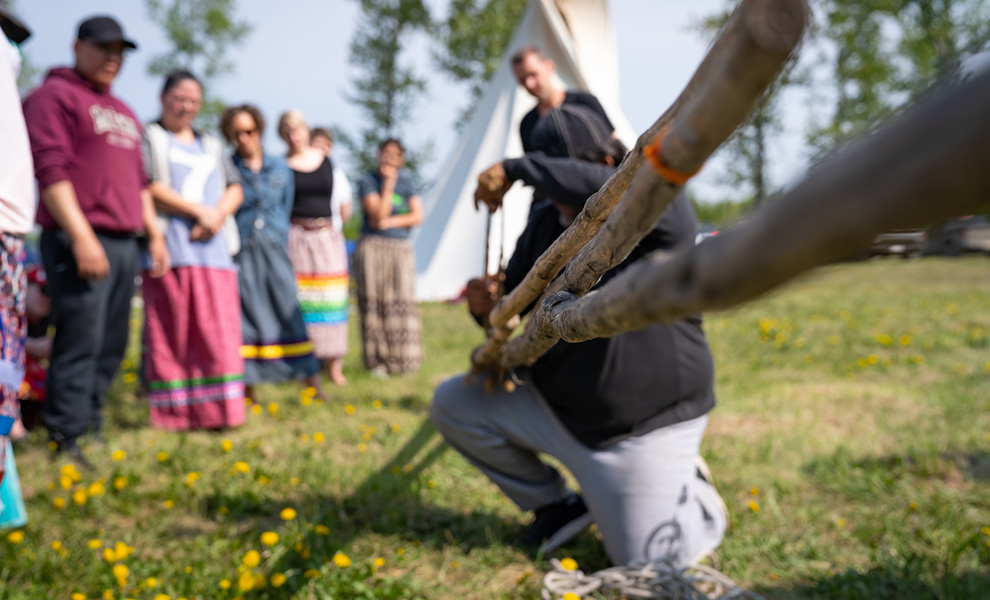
411, 0, 635, 301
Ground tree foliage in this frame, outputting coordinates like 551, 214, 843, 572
433, 0, 528, 126
697, 7, 804, 207
814, 0, 990, 152
340, 0, 433, 180
144, 0, 252, 127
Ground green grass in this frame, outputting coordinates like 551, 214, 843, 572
2, 257, 989, 599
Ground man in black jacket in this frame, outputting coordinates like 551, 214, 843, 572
431, 133, 727, 565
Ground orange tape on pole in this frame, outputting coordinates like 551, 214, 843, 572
643, 127, 703, 186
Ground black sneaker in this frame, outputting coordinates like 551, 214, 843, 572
523, 493, 594, 553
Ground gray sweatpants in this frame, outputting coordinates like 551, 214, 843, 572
430, 374, 727, 566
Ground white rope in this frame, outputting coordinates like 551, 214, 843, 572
541, 558, 765, 600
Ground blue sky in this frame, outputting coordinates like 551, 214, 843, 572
14, 0, 812, 201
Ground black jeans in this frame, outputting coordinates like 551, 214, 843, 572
41, 230, 138, 445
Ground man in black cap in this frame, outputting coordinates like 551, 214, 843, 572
22, 15, 169, 468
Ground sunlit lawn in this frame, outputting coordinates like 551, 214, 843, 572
2, 257, 989, 599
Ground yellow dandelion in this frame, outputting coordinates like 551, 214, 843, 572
184, 566, 193, 574
103, 590, 114, 600
218, 506, 229, 515
280, 507, 297, 521
250, 404, 262, 415
48, 440, 58, 451
113, 542, 133, 560
302, 386, 317, 397
163, 499, 175, 509
260, 531, 279, 546
427, 479, 435, 489
112, 450, 127, 461
267, 402, 279, 415
113, 476, 127, 491
242, 550, 260, 568
390, 423, 401, 433
73, 488, 88, 505
221, 439, 233, 452
559, 557, 578, 571
88, 539, 102, 549
562, 594, 580, 600
237, 571, 255, 591
290, 477, 301, 486
185, 472, 200, 486
836, 518, 846, 529
396, 547, 404, 556
909, 501, 918, 511
981, 526, 990, 536
748, 500, 760, 513
750, 486, 759, 496
219, 579, 231, 590
900, 335, 911, 345
102, 548, 117, 563
88, 481, 106, 497
156, 451, 169, 462
145, 577, 158, 588
53, 497, 66, 509
344, 404, 355, 415
357, 443, 367, 453
113, 564, 129, 581
301, 395, 312, 407
313, 432, 325, 444
374, 557, 386, 567
402, 463, 413, 474
233, 461, 250, 474
60, 475, 73, 489
333, 553, 351, 568
153, 595, 170, 600
122, 373, 137, 384
51, 540, 63, 551
304, 569, 320, 578
315, 525, 330, 536
371, 399, 383, 409
71, 594, 86, 600
270, 573, 287, 587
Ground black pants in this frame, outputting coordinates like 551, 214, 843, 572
41, 230, 138, 445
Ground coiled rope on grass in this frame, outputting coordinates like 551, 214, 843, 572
541, 558, 765, 600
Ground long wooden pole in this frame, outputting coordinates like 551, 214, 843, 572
534, 69, 990, 343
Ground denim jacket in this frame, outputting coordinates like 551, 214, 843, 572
232, 153, 294, 246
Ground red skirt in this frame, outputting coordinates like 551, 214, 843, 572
142, 266, 245, 430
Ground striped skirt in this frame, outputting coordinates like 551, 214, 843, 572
0, 234, 26, 479
142, 266, 245, 430
236, 239, 320, 385
353, 235, 422, 374
288, 224, 349, 360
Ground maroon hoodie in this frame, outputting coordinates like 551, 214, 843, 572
23, 67, 145, 233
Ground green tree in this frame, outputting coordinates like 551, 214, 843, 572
433, 0, 528, 126
814, 0, 990, 152
698, 7, 805, 207
340, 0, 433, 181
144, 0, 252, 128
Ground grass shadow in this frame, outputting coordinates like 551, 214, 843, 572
754, 562, 990, 599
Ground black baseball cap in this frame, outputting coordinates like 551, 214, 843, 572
0, 1, 31, 44
76, 15, 137, 50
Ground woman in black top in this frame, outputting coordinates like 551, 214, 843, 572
279, 110, 351, 386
